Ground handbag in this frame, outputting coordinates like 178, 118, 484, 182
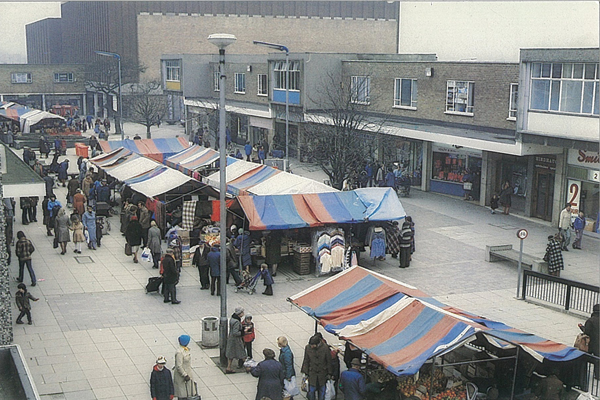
301, 376, 308, 392
284, 376, 301, 397
125, 243, 132, 256
574, 333, 590, 352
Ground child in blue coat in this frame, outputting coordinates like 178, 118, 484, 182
260, 263, 274, 296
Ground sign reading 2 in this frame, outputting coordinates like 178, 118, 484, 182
567, 179, 581, 214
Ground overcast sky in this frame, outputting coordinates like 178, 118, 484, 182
0, 2, 61, 63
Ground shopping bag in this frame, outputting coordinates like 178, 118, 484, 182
301, 376, 308, 392
324, 379, 336, 400
125, 243, 132, 256
283, 376, 301, 397
243, 358, 258, 369
574, 333, 590, 352
84, 229, 90, 244
140, 247, 153, 264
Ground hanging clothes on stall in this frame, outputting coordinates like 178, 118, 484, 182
154, 201, 167, 235
365, 226, 386, 260
182, 200, 197, 231
312, 228, 346, 275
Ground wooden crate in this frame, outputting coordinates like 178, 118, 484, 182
293, 251, 312, 275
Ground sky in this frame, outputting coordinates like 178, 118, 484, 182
0, 2, 61, 63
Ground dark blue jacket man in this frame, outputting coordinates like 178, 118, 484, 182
244, 142, 252, 161
340, 358, 366, 400
207, 245, 221, 296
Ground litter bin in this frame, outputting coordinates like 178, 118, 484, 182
201, 316, 219, 347
75, 143, 88, 158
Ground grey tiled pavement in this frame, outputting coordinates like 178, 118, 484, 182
7, 123, 600, 399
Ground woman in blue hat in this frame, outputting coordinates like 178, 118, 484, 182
174, 334, 196, 399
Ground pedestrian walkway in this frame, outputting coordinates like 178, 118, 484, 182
7, 126, 599, 399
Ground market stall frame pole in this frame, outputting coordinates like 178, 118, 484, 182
208, 33, 237, 367
253, 40, 289, 171
94, 50, 124, 140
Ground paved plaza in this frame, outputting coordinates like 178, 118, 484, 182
6, 124, 600, 399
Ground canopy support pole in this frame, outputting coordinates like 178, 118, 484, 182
315, 319, 318, 334
429, 357, 435, 400
510, 346, 519, 400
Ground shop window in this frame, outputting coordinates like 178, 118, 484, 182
234, 73, 246, 94
54, 72, 74, 83
446, 80, 474, 115
11, 72, 32, 84
394, 78, 417, 109
530, 62, 599, 115
257, 74, 268, 96
213, 69, 220, 92
351, 76, 370, 105
432, 151, 481, 185
274, 61, 300, 91
508, 83, 518, 120
165, 60, 180, 82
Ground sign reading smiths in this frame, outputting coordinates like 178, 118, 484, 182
568, 149, 600, 168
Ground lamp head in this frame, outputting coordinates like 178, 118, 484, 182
208, 34, 237, 49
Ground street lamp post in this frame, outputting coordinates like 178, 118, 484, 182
253, 41, 289, 172
95, 50, 124, 140
208, 33, 236, 367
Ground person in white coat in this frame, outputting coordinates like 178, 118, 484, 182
173, 334, 196, 399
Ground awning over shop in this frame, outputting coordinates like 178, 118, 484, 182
20, 109, 65, 133
289, 266, 586, 376
164, 145, 239, 179
99, 137, 190, 162
204, 160, 337, 196
236, 188, 406, 230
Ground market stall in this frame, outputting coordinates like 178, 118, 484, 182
98, 137, 190, 162
289, 266, 590, 400
164, 145, 240, 179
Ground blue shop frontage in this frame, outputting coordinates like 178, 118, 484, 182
430, 144, 482, 198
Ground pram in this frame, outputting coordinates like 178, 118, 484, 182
235, 270, 261, 295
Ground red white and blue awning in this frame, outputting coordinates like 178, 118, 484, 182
99, 137, 190, 162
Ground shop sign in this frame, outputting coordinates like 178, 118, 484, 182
432, 144, 482, 158
567, 149, 600, 169
534, 156, 556, 171
566, 179, 582, 215
590, 170, 600, 182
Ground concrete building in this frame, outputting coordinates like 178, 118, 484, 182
0, 64, 87, 114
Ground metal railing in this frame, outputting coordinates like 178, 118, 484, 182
521, 270, 599, 315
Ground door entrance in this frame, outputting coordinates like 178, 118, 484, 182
533, 170, 554, 221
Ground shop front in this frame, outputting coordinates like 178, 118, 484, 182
431, 144, 482, 198
566, 149, 599, 233
531, 156, 556, 221
383, 137, 423, 186
497, 155, 528, 214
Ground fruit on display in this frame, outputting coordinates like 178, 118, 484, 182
397, 376, 416, 398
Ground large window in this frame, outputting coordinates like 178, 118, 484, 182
446, 80, 474, 115
11, 72, 32, 84
530, 62, 599, 115
274, 61, 300, 91
54, 72, 74, 83
351, 76, 371, 105
394, 78, 417, 109
213, 69, 220, 92
258, 74, 268, 96
508, 83, 518, 120
234, 73, 246, 94
165, 60, 180, 81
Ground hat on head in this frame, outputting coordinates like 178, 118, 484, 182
166, 248, 174, 254
234, 307, 244, 315
230, 224, 237, 231
178, 334, 191, 346
351, 358, 361, 366
238, 228, 244, 235
156, 356, 167, 364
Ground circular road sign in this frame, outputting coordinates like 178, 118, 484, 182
517, 229, 528, 240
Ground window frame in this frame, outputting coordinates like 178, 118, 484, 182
11, 72, 32, 84
165, 60, 181, 82
273, 61, 300, 92
53, 72, 75, 83
393, 78, 418, 109
351, 75, 371, 105
508, 83, 518, 120
529, 62, 599, 116
234, 73, 246, 94
446, 80, 475, 116
213, 68, 220, 92
257, 74, 268, 96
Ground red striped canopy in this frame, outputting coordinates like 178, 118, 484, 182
99, 137, 189, 162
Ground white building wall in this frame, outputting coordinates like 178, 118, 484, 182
526, 112, 599, 142
398, 1, 599, 62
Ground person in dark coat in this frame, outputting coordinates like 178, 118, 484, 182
125, 215, 143, 263
301, 334, 333, 400
278, 336, 297, 399
399, 221, 413, 268
545, 235, 564, 277
260, 263, 274, 296
43, 173, 55, 198
162, 248, 180, 304
38, 136, 50, 158
58, 159, 69, 186
251, 348, 285, 400
207, 245, 221, 296
193, 241, 210, 289
15, 231, 37, 286
67, 175, 79, 205
340, 358, 366, 400
234, 229, 252, 272
147, 221, 162, 269
226, 239, 242, 286
583, 304, 599, 378
264, 232, 282, 276
226, 307, 247, 373
499, 181, 512, 215
15, 283, 38, 325
150, 356, 174, 400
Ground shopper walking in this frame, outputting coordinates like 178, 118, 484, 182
55, 208, 71, 255
162, 248, 180, 304
545, 235, 564, 277
301, 334, 333, 400
15, 283, 38, 325
125, 215, 143, 263
208, 245, 221, 296
69, 214, 85, 254
234, 229, 253, 272
278, 336, 298, 400
572, 212, 585, 250
499, 181, 512, 215
558, 204, 573, 251
251, 348, 285, 400
192, 240, 210, 289
147, 220, 162, 269
339, 358, 366, 400
149, 356, 174, 400
81, 206, 97, 250
226, 307, 247, 373
15, 231, 37, 286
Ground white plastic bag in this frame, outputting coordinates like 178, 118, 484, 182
283, 376, 301, 397
243, 358, 258, 369
140, 247, 153, 264
324, 379, 336, 400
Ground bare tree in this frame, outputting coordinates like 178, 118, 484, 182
304, 70, 385, 189
85, 59, 146, 134
126, 82, 167, 139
